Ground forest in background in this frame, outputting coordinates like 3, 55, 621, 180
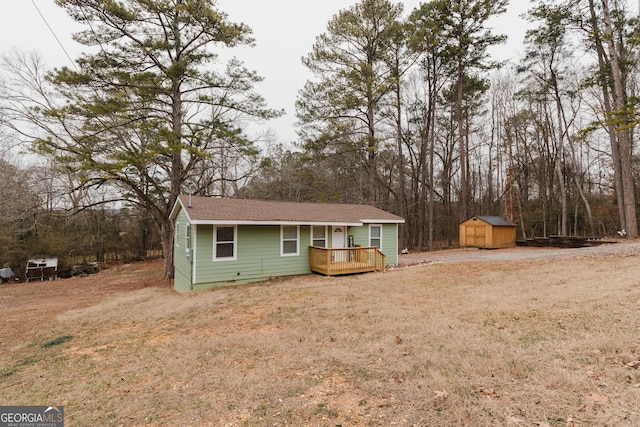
0, 0, 638, 277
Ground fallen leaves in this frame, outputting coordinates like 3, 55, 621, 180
505, 415, 525, 424
575, 391, 610, 413
433, 389, 448, 400
585, 392, 609, 403
472, 386, 512, 402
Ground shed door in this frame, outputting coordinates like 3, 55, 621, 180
466, 225, 486, 247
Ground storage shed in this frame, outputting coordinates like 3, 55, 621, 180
459, 216, 516, 249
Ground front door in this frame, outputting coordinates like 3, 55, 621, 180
332, 226, 346, 263
332, 226, 346, 248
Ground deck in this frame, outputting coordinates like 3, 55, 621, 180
309, 246, 386, 276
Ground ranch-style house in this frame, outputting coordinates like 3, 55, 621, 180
170, 196, 405, 292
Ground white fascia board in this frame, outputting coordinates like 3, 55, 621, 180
168, 198, 183, 220
189, 220, 363, 226
360, 219, 405, 224
169, 198, 195, 222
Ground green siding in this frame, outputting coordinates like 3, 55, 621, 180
347, 226, 368, 247
173, 209, 193, 292
189, 225, 313, 291
382, 223, 399, 265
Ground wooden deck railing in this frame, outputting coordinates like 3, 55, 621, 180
309, 246, 386, 276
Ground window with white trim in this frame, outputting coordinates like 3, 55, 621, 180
175, 223, 180, 247
311, 225, 327, 248
370, 224, 382, 249
281, 225, 299, 256
214, 225, 236, 260
186, 224, 192, 249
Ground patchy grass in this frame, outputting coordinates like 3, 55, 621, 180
43, 335, 73, 349
1, 254, 640, 425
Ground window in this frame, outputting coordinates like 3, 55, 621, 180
370, 225, 382, 249
311, 225, 327, 248
175, 223, 180, 247
214, 226, 236, 260
186, 224, 191, 249
281, 225, 299, 256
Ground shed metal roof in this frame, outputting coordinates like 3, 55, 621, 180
467, 216, 516, 227
171, 195, 405, 225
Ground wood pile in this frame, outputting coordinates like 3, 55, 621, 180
516, 236, 617, 248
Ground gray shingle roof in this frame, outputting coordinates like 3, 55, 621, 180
172, 195, 405, 225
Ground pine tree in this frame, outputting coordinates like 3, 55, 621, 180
37, 0, 281, 277
296, 0, 405, 205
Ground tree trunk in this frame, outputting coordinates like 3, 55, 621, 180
554, 91, 568, 236
556, 81, 595, 234
428, 79, 436, 252
159, 218, 174, 282
137, 214, 148, 260
588, 0, 626, 232
395, 60, 407, 252
368, 100, 377, 206
601, 0, 638, 237
457, 63, 468, 222
167, 74, 183, 279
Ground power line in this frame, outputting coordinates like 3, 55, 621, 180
30, 0, 77, 69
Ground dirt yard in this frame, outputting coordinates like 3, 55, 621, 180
1, 243, 640, 426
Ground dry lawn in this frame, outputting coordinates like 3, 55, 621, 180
1, 246, 640, 426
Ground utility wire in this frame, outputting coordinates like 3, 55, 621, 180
30, 0, 78, 70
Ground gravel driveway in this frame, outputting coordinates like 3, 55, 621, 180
397, 239, 640, 265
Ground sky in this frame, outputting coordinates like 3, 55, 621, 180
0, 0, 532, 145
